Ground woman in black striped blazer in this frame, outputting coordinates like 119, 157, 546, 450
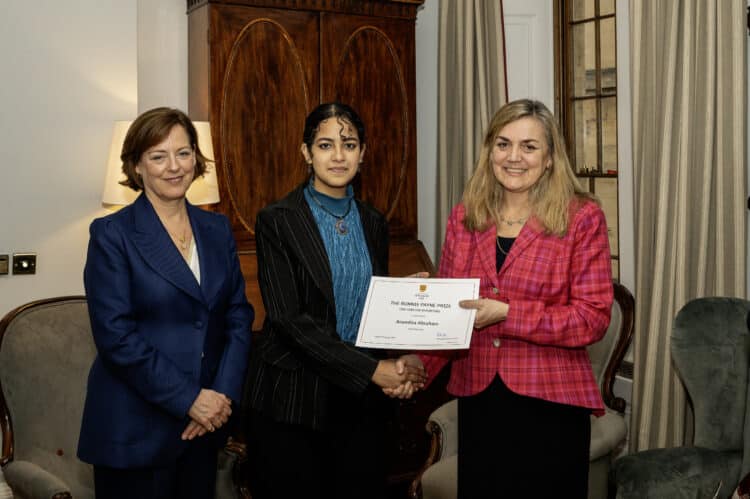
244, 102, 425, 499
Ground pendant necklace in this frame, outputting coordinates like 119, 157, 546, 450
173, 231, 189, 250
309, 191, 353, 235
166, 222, 190, 251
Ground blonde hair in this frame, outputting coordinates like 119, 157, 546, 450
461, 99, 596, 236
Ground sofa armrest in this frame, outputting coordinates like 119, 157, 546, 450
429, 399, 458, 459
0, 466, 13, 499
420, 454, 457, 499
3, 460, 72, 499
589, 412, 627, 461
408, 399, 458, 499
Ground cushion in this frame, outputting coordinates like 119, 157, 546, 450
614, 447, 741, 499
590, 412, 627, 460
421, 454, 457, 499
0, 467, 13, 499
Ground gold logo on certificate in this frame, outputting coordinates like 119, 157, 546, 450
419, 284, 427, 293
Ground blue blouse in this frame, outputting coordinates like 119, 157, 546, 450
304, 182, 373, 343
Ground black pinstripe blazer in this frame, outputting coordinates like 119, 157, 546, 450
246, 182, 390, 430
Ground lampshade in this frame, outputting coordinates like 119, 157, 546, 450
101, 120, 220, 207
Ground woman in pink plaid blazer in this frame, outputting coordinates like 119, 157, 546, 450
414, 99, 613, 498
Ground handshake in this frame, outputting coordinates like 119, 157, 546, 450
372, 354, 426, 399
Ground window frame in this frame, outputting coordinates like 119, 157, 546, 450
554, 0, 620, 278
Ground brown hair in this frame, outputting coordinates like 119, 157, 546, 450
120, 107, 210, 191
461, 99, 596, 236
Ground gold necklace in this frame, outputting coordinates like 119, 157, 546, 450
496, 237, 513, 256
172, 231, 189, 250
165, 222, 190, 251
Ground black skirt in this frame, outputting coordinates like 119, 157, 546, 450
458, 375, 591, 499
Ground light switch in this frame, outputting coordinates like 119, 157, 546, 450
0, 255, 8, 275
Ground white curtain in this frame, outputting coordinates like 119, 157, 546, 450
629, 0, 747, 451
436, 0, 508, 254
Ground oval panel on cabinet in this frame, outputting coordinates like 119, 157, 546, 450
332, 27, 408, 222
221, 18, 311, 235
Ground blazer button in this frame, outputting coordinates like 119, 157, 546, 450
492, 338, 501, 348
195, 321, 203, 328
492, 287, 499, 294
201, 351, 205, 359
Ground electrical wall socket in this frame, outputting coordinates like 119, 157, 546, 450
12, 253, 36, 275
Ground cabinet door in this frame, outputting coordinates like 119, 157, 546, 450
320, 13, 418, 242
210, 5, 319, 245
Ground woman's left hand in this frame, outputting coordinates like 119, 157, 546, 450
187, 388, 232, 433
459, 298, 508, 329
405, 271, 430, 278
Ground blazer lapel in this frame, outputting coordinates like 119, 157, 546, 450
130, 194, 204, 304
497, 217, 544, 276
282, 185, 336, 308
188, 203, 222, 306
475, 225, 501, 288
474, 216, 544, 284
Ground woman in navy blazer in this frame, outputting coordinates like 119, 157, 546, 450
78, 107, 253, 499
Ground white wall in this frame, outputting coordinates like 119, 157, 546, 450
137, 0, 188, 113
0, 0, 191, 319
503, 0, 554, 108
0, 2, 137, 314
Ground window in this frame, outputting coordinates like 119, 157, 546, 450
555, 0, 620, 279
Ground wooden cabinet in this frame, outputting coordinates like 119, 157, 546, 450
187, 0, 432, 331
187, 1, 446, 496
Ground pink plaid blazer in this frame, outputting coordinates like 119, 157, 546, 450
420, 199, 613, 413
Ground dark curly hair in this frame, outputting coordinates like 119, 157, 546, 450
302, 102, 366, 152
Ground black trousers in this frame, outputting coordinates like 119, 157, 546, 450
457, 375, 591, 499
93, 436, 218, 499
246, 385, 390, 499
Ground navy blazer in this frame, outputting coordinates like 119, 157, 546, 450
78, 194, 253, 468
246, 183, 389, 431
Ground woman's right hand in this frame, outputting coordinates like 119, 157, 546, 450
372, 356, 426, 390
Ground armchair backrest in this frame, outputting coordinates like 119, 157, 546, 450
670, 297, 750, 456
0, 296, 95, 498
586, 282, 635, 412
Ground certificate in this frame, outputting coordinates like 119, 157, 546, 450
355, 276, 480, 350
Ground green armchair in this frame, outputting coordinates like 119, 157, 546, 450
0, 296, 249, 499
612, 297, 750, 499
